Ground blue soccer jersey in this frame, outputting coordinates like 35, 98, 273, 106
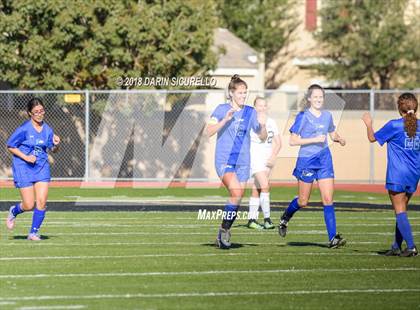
211, 103, 261, 168
289, 109, 336, 170
374, 119, 420, 190
7, 120, 55, 187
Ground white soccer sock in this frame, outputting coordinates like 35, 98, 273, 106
260, 192, 270, 219
248, 197, 260, 220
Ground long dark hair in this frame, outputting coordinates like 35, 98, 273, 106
27, 97, 45, 117
397, 93, 418, 138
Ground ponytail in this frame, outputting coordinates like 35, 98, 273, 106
397, 93, 418, 138
227, 74, 247, 100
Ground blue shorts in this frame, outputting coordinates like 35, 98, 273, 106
293, 167, 335, 183
14, 179, 50, 189
215, 163, 250, 182
386, 183, 418, 194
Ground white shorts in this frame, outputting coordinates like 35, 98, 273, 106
250, 146, 272, 176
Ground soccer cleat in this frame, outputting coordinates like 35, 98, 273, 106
263, 218, 275, 230
328, 234, 346, 249
6, 206, 16, 230
384, 247, 401, 256
400, 247, 418, 257
278, 219, 288, 237
215, 227, 231, 249
27, 233, 41, 241
247, 219, 264, 230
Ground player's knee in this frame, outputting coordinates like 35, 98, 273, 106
321, 197, 333, 206
232, 187, 244, 196
260, 184, 270, 193
36, 200, 47, 210
298, 198, 308, 208
21, 202, 35, 211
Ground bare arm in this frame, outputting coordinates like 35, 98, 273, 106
361, 112, 376, 143
206, 118, 229, 137
206, 109, 234, 137
289, 133, 326, 146
256, 112, 268, 141
266, 134, 282, 168
50, 134, 60, 153
329, 131, 346, 146
7, 147, 36, 163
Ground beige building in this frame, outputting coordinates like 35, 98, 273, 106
266, 0, 333, 91
211, 28, 265, 92
268, 0, 420, 91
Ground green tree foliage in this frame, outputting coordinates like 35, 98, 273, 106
216, 0, 298, 67
0, 0, 217, 89
313, 0, 420, 89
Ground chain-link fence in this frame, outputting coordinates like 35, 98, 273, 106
1, 89, 418, 183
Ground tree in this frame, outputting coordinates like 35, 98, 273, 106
313, 0, 420, 89
216, 0, 298, 88
0, 0, 218, 89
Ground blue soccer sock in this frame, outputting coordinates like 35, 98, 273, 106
396, 212, 415, 249
221, 203, 239, 230
11, 203, 25, 217
392, 222, 403, 249
323, 205, 337, 241
282, 197, 300, 221
30, 208, 46, 235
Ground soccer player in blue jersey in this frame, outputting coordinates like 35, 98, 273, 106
362, 93, 419, 257
6, 98, 60, 241
279, 84, 347, 248
207, 75, 267, 249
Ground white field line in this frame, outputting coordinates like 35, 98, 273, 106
5, 216, 420, 221
17, 306, 86, 310
0, 252, 386, 261
7, 222, 420, 227
0, 241, 383, 247
0, 267, 418, 280
8, 231, 415, 236
1, 289, 420, 302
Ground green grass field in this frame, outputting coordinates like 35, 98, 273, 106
0, 210, 419, 309
1, 187, 419, 204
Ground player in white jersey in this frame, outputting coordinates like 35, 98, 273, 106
247, 97, 282, 229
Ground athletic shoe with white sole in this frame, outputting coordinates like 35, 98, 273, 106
247, 219, 264, 230
263, 218, 275, 230
27, 233, 41, 241
278, 219, 288, 237
328, 234, 346, 249
6, 206, 16, 230
216, 227, 231, 249
384, 247, 401, 256
400, 247, 418, 257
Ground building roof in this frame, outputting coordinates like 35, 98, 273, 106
213, 28, 259, 69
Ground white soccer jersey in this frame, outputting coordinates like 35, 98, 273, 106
250, 117, 279, 149
250, 117, 279, 175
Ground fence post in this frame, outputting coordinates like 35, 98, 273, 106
369, 89, 375, 184
84, 90, 90, 183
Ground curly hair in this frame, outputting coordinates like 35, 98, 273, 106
397, 93, 418, 138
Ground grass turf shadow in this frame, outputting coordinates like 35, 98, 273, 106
12, 235, 51, 240
201, 242, 257, 249
286, 241, 329, 248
